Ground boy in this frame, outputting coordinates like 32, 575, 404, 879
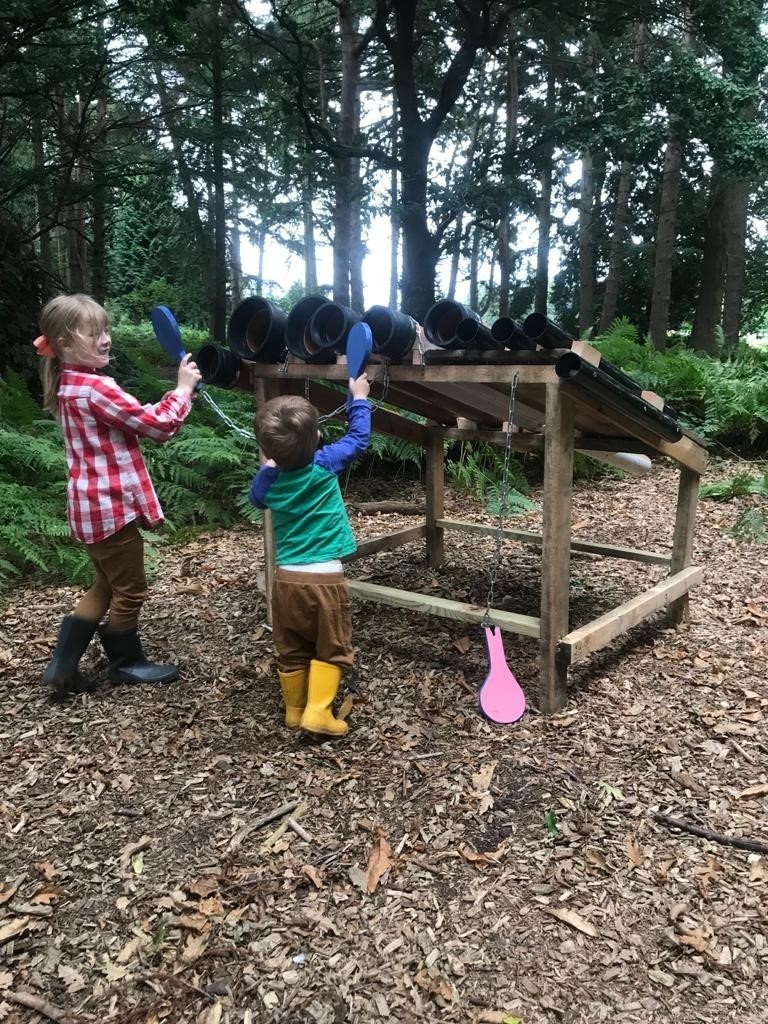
250, 375, 371, 736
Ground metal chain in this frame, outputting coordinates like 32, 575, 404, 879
482, 371, 519, 625
199, 359, 392, 441
199, 389, 257, 440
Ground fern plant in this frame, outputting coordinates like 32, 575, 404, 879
700, 468, 768, 500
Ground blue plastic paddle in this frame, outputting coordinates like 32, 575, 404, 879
150, 305, 203, 391
346, 321, 372, 383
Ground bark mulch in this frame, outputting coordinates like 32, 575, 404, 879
1, 460, 767, 1024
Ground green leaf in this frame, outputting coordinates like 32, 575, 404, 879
131, 852, 145, 874
544, 810, 558, 836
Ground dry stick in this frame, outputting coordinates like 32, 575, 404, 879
3, 990, 75, 1023
287, 817, 313, 842
262, 802, 308, 848
652, 812, 768, 856
226, 800, 300, 851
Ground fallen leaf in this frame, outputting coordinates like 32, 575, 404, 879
131, 852, 145, 874
737, 783, 768, 800
35, 861, 58, 881
57, 964, 87, 993
199, 896, 224, 917
301, 864, 324, 888
176, 913, 209, 932
0, 916, 30, 945
0, 970, 14, 989
365, 831, 394, 894
337, 694, 354, 721
541, 906, 599, 937
452, 635, 471, 654
414, 969, 454, 1001
750, 859, 768, 882
181, 932, 209, 964
624, 835, 645, 868
187, 876, 219, 898
459, 843, 507, 868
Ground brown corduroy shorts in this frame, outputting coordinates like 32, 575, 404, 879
271, 568, 354, 674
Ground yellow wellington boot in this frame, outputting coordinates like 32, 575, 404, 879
277, 668, 308, 728
300, 660, 348, 737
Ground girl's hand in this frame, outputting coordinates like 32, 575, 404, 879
177, 353, 202, 395
349, 372, 370, 400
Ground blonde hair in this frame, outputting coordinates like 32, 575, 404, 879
255, 395, 319, 470
38, 294, 109, 416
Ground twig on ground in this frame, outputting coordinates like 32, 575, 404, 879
226, 800, 300, 851
3, 990, 76, 1023
262, 802, 307, 848
117, 835, 153, 873
287, 817, 313, 842
652, 812, 768, 855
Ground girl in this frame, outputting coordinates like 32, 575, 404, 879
34, 293, 201, 699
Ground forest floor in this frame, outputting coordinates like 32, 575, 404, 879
1, 459, 768, 1024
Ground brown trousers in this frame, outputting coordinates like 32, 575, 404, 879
73, 521, 147, 631
271, 568, 354, 674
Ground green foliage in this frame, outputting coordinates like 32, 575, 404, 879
700, 467, 768, 500
594, 320, 768, 452
446, 443, 537, 517
725, 508, 768, 543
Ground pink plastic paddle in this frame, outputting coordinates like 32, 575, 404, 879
478, 626, 526, 724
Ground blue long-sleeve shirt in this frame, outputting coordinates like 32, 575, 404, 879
249, 399, 371, 565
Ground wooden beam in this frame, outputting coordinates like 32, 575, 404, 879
425, 428, 445, 567
343, 524, 427, 561
437, 428, 545, 450
253, 379, 281, 623
436, 519, 672, 565
347, 580, 541, 637
558, 566, 704, 665
238, 360, 560, 386
560, 382, 708, 474
539, 384, 575, 713
668, 467, 700, 625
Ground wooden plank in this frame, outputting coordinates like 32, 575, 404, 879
347, 580, 541, 637
425, 429, 445, 567
641, 389, 665, 411
343, 524, 427, 561
570, 339, 601, 366
539, 384, 575, 714
238, 360, 560, 386
438, 428, 545, 450
668, 467, 700, 625
560, 382, 708, 473
274, 378, 430, 446
559, 566, 704, 665
253, 378, 281, 624
436, 518, 672, 565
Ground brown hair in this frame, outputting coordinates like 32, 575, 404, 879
38, 294, 109, 417
255, 395, 319, 470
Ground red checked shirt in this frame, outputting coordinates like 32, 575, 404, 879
58, 367, 192, 545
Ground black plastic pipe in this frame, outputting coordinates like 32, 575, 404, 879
455, 317, 498, 349
196, 344, 241, 388
555, 352, 683, 442
309, 301, 361, 354
363, 306, 417, 360
285, 296, 336, 363
522, 312, 573, 350
491, 317, 536, 351
228, 296, 286, 362
423, 300, 480, 349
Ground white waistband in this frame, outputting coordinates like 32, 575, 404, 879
279, 559, 343, 573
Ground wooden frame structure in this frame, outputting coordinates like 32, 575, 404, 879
241, 344, 707, 714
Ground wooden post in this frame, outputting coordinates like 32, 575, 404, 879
539, 383, 574, 713
254, 379, 280, 624
668, 466, 699, 625
425, 425, 445, 567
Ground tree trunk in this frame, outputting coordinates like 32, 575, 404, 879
333, 1, 364, 310
535, 42, 556, 316
32, 99, 52, 275
497, 16, 518, 319
598, 161, 632, 333
689, 176, 729, 355
722, 180, 749, 350
303, 158, 318, 294
230, 210, 242, 310
384, 0, 481, 320
648, 133, 683, 351
389, 91, 399, 309
469, 222, 481, 311
211, 10, 227, 340
578, 149, 594, 336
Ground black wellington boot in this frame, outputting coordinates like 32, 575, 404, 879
97, 625, 178, 684
42, 616, 98, 699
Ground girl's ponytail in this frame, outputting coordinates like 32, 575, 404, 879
40, 357, 63, 418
